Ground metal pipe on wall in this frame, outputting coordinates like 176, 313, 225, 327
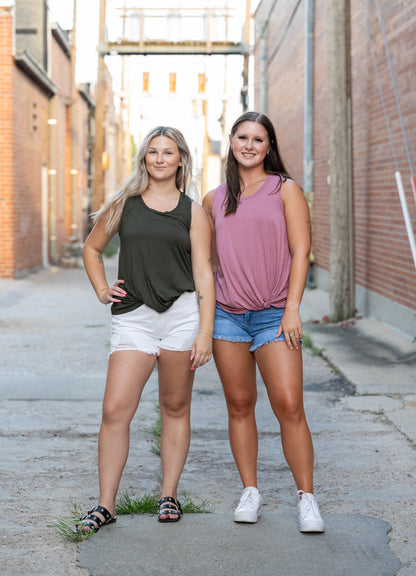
304, 0, 316, 287
241, 0, 250, 110
259, 20, 267, 114
303, 0, 314, 195
70, 0, 78, 243
411, 177, 416, 207
395, 171, 416, 270
48, 98, 58, 264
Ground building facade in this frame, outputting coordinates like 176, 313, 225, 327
0, 1, 112, 278
254, 0, 416, 335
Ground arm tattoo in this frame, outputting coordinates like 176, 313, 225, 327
197, 290, 204, 307
306, 219, 312, 244
94, 253, 103, 265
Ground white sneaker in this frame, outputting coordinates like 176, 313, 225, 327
298, 490, 325, 532
234, 487, 262, 523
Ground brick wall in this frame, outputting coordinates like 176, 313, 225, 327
311, 0, 330, 273
0, 7, 15, 278
0, 5, 94, 278
12, 66, 49, 274
15, 0, 47, 70
351, 0, 416, 311
254, 0, 416, 320
255, 0, 305, 183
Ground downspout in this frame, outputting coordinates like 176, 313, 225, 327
259, 20, 267, 114
304, 0, 316, 287
43, 0, 48, 71
69, 0, 79, 246
48, 97, 58, 264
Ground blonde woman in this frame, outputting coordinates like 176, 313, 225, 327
77, 126, 215, 532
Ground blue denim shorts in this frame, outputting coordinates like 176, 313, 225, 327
213, 304, 286, 352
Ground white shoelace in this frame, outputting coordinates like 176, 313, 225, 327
298, 491, 320, 519
237, 488, 257, 509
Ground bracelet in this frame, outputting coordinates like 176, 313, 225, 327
98, 287, 108, 296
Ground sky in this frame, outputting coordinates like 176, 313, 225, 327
49, 0, 100, 83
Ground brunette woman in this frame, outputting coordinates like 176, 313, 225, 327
203, 112, 324, 532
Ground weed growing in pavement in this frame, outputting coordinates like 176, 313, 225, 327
303, 333, 325, 356
180, 493, 212, 513
53, 492, 212, 542
116, 492, 159, 515
51, 502, 96, 543
116, 492, 211, 515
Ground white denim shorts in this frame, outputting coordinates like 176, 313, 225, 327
110, 291, 200, 356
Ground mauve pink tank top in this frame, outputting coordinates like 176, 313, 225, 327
212, 174, 292, 313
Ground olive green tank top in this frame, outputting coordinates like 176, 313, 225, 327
111, 193, 195, 315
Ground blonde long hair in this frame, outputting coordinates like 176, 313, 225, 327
94, 126, 193, 234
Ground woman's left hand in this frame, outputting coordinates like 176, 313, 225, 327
190, 332, 213, 370
278, 308, 303, 350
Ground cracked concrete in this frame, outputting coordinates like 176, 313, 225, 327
0, 260, 415, 575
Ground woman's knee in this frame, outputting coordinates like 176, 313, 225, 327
160, 396, 191, 420
226, 394, 256, 419
102, 398, 132, 426
274, 394, 305, 423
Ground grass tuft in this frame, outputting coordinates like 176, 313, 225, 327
50, 502, 96, 542
116, 492, 160, 515
53, 492, 212, 542
181, 493, 212, 514
116, 491, 212, 515
303, 333, 324, 356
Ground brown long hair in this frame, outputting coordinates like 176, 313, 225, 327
224, 111, 291, 215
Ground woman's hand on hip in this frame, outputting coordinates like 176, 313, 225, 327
98, 279, 126, 304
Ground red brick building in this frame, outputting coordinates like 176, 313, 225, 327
254, 0, 416, 335
0, 1, 95, 277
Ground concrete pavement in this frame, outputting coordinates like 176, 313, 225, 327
0, 258, 415, 575
300, 288, 416, 446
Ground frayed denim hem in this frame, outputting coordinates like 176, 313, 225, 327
250, 337, 302, 353
250, 336, 282, 352
213, 335, 252, 345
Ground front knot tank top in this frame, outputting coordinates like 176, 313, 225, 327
111, 193, 195, 315
212, 174, 292, 313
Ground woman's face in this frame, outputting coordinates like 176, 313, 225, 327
229, 121, 270, 170
145, 136, 182, 183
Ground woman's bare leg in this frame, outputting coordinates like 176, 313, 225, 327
213, 340, 258, 488
157, 349, 195, 519
97, 350, 157, 517
255, 342, 314, 492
